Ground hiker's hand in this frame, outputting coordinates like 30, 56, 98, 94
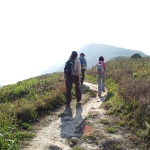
78, 78, 81, 83
78, 76, 81, 83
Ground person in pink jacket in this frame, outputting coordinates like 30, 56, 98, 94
96, 56, 106, 97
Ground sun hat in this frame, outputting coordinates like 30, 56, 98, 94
80, 53, 85, 56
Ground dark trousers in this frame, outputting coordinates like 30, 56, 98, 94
81, 68, 85, 84
65, 75, 81, 105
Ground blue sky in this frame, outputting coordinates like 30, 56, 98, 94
0, 0, 150, 86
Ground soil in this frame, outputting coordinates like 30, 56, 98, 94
20, 82, 147, 150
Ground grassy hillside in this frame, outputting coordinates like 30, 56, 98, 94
0, 73, 66, 150
0, 57, 150, 149
85, 57, 150, 148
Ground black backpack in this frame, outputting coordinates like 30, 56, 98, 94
64, 59, 76, 75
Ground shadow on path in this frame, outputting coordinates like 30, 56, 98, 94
60, 103, 85, 139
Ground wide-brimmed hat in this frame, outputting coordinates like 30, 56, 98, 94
80, 53, 85, 56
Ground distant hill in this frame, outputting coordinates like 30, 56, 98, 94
40, 43, 149, 74
76, 43, 148, 68
109, 56, 129, 61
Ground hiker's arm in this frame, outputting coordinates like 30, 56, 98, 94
76, 59, 81, 83
85, 58, 87, 71
75, 59, 81, 75
95, 64, 98, 73
104, 63, 106, 72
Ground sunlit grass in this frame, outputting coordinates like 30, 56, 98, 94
85, 57, 150, 147
0, 72, 66, 149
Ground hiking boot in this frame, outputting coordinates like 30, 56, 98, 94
80, 84, 83, 87
76, 102, 82, 108
102, 89, 105, 92
62, 107, 72, 116
77, 99, 81, 103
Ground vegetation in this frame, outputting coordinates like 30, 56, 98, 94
0, 73, 66, 150
86, 57, 150, 148
1, 57, 150, 149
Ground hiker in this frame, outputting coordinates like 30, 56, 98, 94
64, 51, 82, 108
78, 53, 87, 84
96, 56, 106, 97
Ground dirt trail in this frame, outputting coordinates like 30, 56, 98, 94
21, 82, 124, 150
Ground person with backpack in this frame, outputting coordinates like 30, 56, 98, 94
96, 56, 106, 97
78, 53, 87, 84
64, 51, 82, 108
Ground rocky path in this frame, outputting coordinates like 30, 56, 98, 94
21, 82, 129, 150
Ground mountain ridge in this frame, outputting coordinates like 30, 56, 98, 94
40, 43, 149, 74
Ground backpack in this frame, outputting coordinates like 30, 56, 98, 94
79, 57, 85, 67
64, 59, 76, 75
97, 62, 104, 74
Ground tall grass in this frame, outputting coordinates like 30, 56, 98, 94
86, 57, 150, 147
0, 72, 66, 150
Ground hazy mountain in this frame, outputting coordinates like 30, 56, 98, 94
109, 56, 129, 61
40, 43, 149, 74
76, 43, 148, 68
39, 61, 65, 75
